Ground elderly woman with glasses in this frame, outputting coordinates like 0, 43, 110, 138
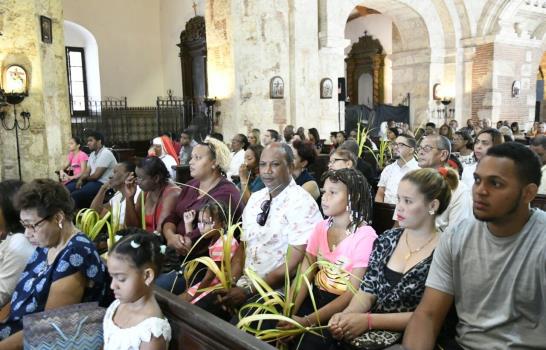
157, 137, 244, 293
0, 179, 106, 348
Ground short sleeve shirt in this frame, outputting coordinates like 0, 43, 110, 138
239, 180, 322, 280
88, 147, 117, 183
67, 151, 89, 178
0, 233, 106, 340
435, 181, 472, 233
306, 220, 377, 295
426, 210, 546, 349
378, 158, 419, 204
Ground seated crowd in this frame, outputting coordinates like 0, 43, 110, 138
0, 120, 544, 350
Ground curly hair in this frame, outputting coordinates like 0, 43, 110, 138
204, 136, 232, 174
321, 168, 373, 229
15, 179, 75, 220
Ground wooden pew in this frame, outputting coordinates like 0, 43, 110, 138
372, 201, 396, 235
174, 165, 192, 184
154, 287, 276, 350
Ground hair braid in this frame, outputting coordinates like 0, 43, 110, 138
321, 168, 373, 232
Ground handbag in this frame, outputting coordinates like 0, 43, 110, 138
23, 302, 106, 350
345, 330, 403, 350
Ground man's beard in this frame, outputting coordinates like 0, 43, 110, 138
473, 189, 522, 222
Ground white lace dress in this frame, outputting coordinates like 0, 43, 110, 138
103, 299, 172, 350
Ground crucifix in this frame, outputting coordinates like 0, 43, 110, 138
192, 1, 197, 16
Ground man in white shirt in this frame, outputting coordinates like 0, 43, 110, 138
417, 135, 472, 233
375, 134, 419, 204
67, 131, 117, 209
226, 134, 248, 181
219, 142, 322, 307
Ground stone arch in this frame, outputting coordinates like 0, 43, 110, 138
476, 0, 524, 37
451, 0, 473, 38
336, 0, 456, 125
63, 20, 101, 100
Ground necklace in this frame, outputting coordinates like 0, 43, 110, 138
404, 231, 436, 260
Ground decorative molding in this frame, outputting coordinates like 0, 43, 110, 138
179, 16, 206, 43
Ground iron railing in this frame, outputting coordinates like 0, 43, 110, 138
70, 97, 194, 146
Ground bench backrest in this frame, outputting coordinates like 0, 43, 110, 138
154, 288, 276, 350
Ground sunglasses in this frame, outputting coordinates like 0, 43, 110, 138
256, 196, 272, 226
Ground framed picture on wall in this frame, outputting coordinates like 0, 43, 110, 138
40, 16, 52, 44
270, 76, 284, 99
320, 78, 333, 99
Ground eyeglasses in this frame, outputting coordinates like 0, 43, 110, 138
328, 158, 348, 165
393, 142, 412, 149
256, 197, 272, 226
20, 216, 50, 232
416, 145, 438, 153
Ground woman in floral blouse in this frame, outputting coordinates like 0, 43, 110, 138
0, 179, 105, 348
329, 168, 458, 346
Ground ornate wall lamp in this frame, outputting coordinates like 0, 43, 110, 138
0, 64, 31, 180
432, 83, 455, 123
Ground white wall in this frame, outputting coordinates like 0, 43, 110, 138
63, 0, 164, 106
159, 0, 206, 98
64, 20, 101, 101
344, 14, 393, 104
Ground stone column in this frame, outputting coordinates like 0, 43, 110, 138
0, 0, 70, 181
390, 48, 432, 127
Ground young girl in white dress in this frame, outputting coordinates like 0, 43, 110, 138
103, 230, 171, 350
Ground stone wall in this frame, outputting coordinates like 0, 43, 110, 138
493, 42, 539, 126
206, 0, 338, 140
0, 0, 71, 181
471, 43, 494, 121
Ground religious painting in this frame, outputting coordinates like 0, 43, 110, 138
40, 16, 52, 44
320, 78, 333, 99
511, 80, 521, 97
270, 76, 284, 99
3, 65, 28, 94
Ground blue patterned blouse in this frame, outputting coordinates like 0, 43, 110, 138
0, 233, 106, 340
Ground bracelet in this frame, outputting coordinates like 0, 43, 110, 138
304, 315, 313, 327
367, 312, 372, 330
242, 282, 254, 297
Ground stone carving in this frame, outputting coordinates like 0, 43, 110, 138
180, 16, 206, 43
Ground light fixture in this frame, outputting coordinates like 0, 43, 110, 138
0, 64, 31, 180
2, 65, 29, 104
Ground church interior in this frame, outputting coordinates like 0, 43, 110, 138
0, 0, 545, 177
0, 0, 545, 349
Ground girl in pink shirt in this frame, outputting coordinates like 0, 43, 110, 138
59, 137, 88, 184
278, 168, 377, 349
